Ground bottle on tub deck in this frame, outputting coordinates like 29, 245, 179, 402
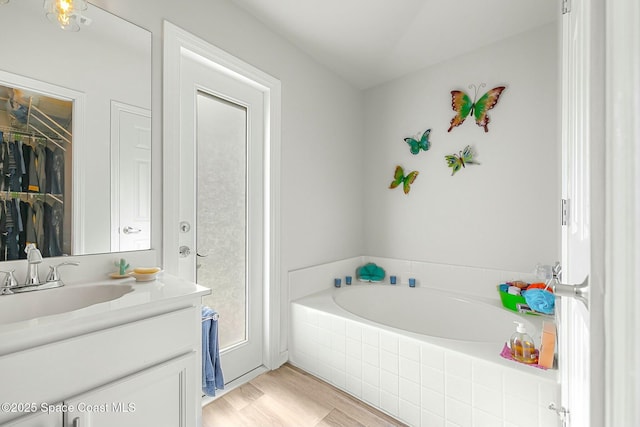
510, 321, 539, 364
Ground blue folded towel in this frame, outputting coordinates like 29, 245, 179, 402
202, 306, 224, 396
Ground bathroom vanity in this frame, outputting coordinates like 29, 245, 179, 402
0, 274, 209, 427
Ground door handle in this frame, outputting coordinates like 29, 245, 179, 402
552, 275, 589, 308
123, 226, 142, 234
548, 403, 569, 426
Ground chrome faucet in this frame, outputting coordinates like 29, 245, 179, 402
0, 244, 80, 295
25, 243, 43, 287
0, 269, 18, 295
45, 262, 80, 287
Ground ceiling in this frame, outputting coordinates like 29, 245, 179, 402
231, 0, 558, 89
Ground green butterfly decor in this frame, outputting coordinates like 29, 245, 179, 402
447, 84, 506, 132
389, 165, 418, 194
404, 129, 431, 155
445, 145, 480, 176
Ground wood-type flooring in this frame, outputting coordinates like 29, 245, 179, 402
202, 364, 406, 427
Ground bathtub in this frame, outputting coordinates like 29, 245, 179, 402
289, 284, 559, 427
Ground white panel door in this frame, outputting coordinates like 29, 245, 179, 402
110, 102, 152, 252
558, 0, 605, 425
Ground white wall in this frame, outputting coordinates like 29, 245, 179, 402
90, 0, 366, 353
89, 0, 365, 267
363, 23, 560, 273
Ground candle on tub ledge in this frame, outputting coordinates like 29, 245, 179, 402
409, 278, 416, 287
334, 278, 342, 288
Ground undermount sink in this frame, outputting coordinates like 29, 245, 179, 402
0, 283, 134, 325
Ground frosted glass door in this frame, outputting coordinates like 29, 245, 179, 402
179, 52, 264, 383
196, 92, 247, 349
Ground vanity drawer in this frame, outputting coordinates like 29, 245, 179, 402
0, 305, 199, 424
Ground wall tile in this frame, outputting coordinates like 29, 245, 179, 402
381, 350, 399, 374
362, 381, 380, 407
399, 399, 421, 427
363, 326, 379, 347
346, 337, 362, 359
537, 378, 559, 408
380, 369, 399, 395
473, 408, 504, 427
421, 343, 445, 370
380, 390, 399, 416
330, 316, 346, 335
400, 357, 421, 382
400, 338, 421, 362
380, 331, 399, 354
362, 363, 380, 387
422, 365, 445, 393
472, 359, 504, 392
421, 410, 445, 427
346, 355, 362, 379
504, 370, 542, 403
331, 367, 346, 389
346, 321, 362, 341
445, 351, 472, 379
446, 397, 472, 427
538, 404, 560, 427
473, 383, 503, 418
421, 386, 445, 417
446, 375, 472, 405
363, 343, 380, 367
400, 377, 420, 405
346, 374, 362, 398
504, 395, 539, 427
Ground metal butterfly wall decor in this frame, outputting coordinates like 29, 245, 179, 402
447, 83, 506, 132
404, 129, 431, 155
445, 145, 480, 176
389, 165, 419, 194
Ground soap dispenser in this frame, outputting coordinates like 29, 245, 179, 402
510, 321, 538, 364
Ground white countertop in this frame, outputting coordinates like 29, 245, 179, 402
0, 273, 210, 356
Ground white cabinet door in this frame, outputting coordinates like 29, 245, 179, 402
64, 353, 196, 427
4, 410, 61, 427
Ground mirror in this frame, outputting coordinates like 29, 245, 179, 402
0, 0, 151, 258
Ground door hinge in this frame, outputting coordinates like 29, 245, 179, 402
561, 199, 569, 225
562, 0, 571, 14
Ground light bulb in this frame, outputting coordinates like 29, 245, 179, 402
44, 0, 87, 31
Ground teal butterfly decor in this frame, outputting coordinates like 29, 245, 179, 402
389, 165, 419, 194
404, 129, 431, 155
445, 145, 480, 175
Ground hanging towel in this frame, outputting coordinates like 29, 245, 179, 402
202, 306, 224, 396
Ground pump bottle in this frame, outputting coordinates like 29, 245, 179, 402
510, 321, 538, 364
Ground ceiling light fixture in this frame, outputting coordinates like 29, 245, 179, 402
43, 0, 89, 32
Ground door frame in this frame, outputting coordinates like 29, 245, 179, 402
604, 0, 640, 426
162, 21, 283, 371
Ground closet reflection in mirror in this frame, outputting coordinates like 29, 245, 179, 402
0, 84, 71, 259
0, 0, 152, 257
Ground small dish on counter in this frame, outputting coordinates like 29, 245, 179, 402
109, 272, 131, 279
129, 267, 162, 282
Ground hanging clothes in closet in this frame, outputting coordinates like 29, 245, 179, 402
0, 131, 64, 260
